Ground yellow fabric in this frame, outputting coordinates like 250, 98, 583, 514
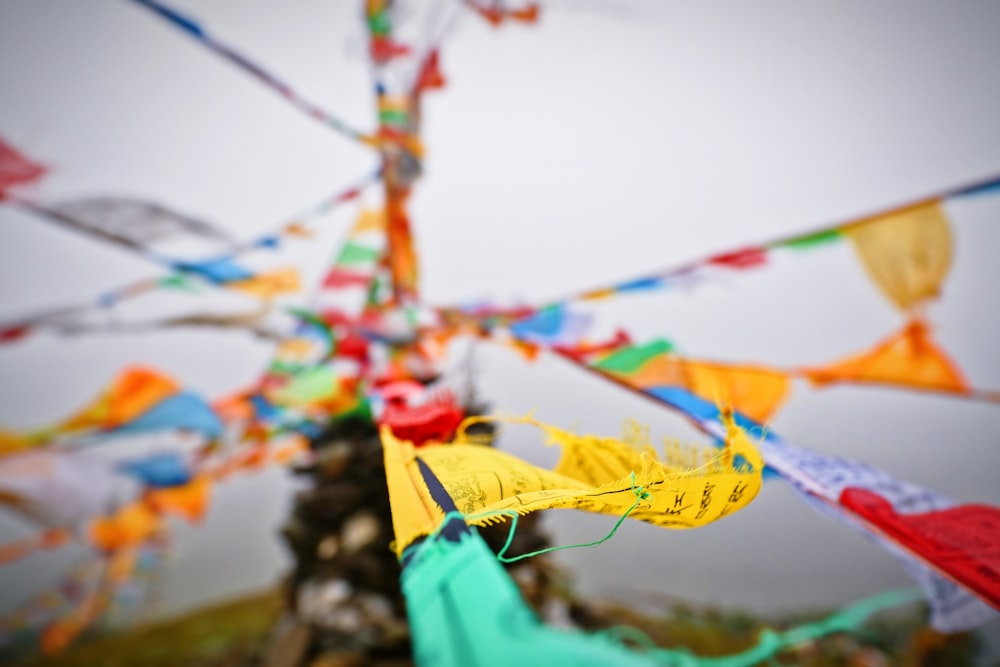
621, 355, 792, 423
381, 426, 451, 557
382, 415, 763, 557
843, 201, 952, 310
352, 208, 387, 233
0, 430, 31, 457
229, 267, 302, 298
803, 319, 968, 393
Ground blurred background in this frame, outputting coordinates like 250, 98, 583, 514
1, 0, 999, 663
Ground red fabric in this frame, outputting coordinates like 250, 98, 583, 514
840, 487, 1000, 609
708, 247, 768, 270
322, 269, 372, 288
379, 401, 464, 447
0, 137, 46, 200
0, 325, 30, 343
319, 309, 353, 328
335, 332, 370, 362
415, 49, 446, 92
337, 187, 361, 202
370, 36, 411, 62
377, 380, 426, 405
555, 329, 632, 361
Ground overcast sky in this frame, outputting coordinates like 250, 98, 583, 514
1, 0, 999, 645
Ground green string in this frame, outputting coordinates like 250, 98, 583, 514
597, 586, 923, 667
472, 472, 651, 564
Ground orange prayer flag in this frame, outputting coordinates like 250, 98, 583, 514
271, 437, 308, 464
88, 502, 163, 552
511, 4, 540, 22
385, 194, 419, 297
212, 391, 255, 422
803, 319, 968, 394
843, 201, 952, 311
58, 366, 179, 433
283, 222, 314, 238
679, 361, 792, 423
40, 617, 86, 655
619, 354, 792, 423
145, 475, 212, 523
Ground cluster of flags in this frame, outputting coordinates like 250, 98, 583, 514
0, 0, 998, 663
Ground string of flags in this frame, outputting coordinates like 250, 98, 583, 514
1, 0, 998, 662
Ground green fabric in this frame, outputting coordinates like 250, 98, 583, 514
287, 307, 335, 360
158, 274, 199, 291
336, 242, 381, 266
379, 109, 409, 127
267, 360, 302, 376
402, 527, 921, 667
775, 228, 842, 250
643, 587, 922, 666
367, 11, 391, 36
592, 339, 674, 374
274, 366, 338, 404
403, 530, 664, 667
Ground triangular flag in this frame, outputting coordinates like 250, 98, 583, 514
843, 201, 952, 310
803, 319, 968, 394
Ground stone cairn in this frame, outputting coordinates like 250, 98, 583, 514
259, 406, 561, 667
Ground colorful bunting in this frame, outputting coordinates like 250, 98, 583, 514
4, 1, 1000, 660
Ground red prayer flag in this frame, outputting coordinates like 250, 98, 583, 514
0, 137, 46, 201
841, 488, 1000, 609
708, 247, 768, 270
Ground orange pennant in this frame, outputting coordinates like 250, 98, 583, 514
88, 502, 163, 552
145, 475, 212, 523
60, 367, 179, 433
625, 355, 791, 423
803, 319, 968, 394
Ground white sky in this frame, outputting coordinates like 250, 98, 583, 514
0, 0, 999, 645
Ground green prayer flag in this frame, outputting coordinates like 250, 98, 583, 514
775, 228, 842, 251
592, 339, 674, 374
337, 242, 381, 266
274, 366, 339, 404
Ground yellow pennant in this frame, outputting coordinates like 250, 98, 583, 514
352, 208, 387, 234
381, 414, 763, 557
229, 267, 302, 299
843, 201, 952, 310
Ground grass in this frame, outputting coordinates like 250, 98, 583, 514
8, 588, 283, 667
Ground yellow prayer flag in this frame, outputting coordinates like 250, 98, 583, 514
843, 201, 952, 310
352, 208, 387, 234
229, 267, 302, 299
382, 427, 451, 556
382, 415, 763, 557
